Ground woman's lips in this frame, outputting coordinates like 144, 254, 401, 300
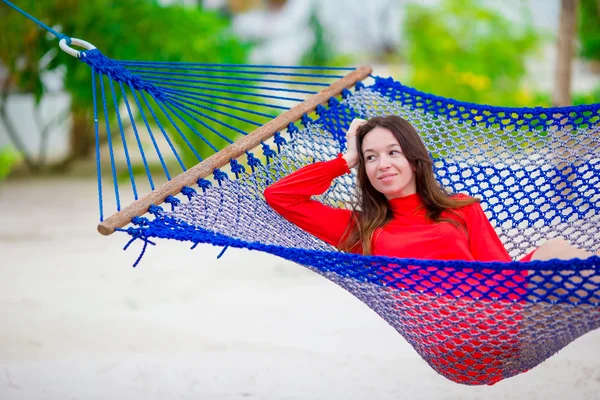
378, 174, 397, 181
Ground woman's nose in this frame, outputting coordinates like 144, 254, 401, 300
378, 156, 391, 169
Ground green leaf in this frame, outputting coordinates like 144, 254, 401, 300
0, 146, 22, 181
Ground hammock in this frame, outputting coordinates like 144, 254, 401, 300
4, 0, 600, 386
75, 53, 600, 385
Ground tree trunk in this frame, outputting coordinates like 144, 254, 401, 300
552, 0, 579, 106
70, 108, 95, 160
48, 107, 95, 173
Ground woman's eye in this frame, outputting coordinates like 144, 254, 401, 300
390, 150, 400, 156
365, 155, 376, 161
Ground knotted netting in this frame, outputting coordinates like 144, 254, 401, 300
78, 50, 600, 386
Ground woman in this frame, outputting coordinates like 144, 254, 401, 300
264, 115, 598, 262
263, 115, 599, 385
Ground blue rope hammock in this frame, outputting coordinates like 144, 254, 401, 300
4, 0, 600, 386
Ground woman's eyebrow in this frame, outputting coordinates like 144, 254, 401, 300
363, 143, 401, 153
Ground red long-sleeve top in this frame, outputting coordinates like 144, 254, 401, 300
264, 155, 537, 385
264, 154, 513, 262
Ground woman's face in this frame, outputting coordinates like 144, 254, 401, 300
361, 126, 416, 199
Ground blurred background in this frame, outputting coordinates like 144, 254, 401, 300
0, 0, 599, 179
1, 1, 600, 399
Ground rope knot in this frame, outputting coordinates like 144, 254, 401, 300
147, 204, 164, 215
131, 216, 150, 227
245, 151, 262, 172
123, 227, 156, 268
181, 186, 197, 200
287, 122, 299, 137
197, 178, 212, 191
301, 113, 313, 126
164, 195, 181, 210
80, 50, 165, 101
273, 132, 286, 152
213, 169, 228, 185
315, 104, 327, 116
261, 142, 277, 162
58, 34, 72, 45
229, 159, 246, 178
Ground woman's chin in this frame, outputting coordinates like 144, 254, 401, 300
379, 185, 416, 199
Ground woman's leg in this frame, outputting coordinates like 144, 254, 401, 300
527, 238, 599, 298
520, 239, 599, 375
530, 238, 599, 261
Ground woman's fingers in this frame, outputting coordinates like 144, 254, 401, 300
347, 118, 367, 137
342, 118, 366, 169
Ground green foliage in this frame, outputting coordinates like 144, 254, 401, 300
403, 0, 543, 106
0, 0, 253, 170
300, 6, 355, 67
300, 8, 330, 66
0, 146, 21, 181
533, 85, 600, 106
573, 84, 600, 105
298, 5, 355, 125
579, 0, 600, 61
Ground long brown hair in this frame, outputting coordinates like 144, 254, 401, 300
338, 115, 479, 255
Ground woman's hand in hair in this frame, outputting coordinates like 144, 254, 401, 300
342, 118, 366, 169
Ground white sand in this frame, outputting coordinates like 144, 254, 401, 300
1, 178, 599, 400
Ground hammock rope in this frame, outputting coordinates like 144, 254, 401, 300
72, 45, 373, 232
3, 0, 600, 386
